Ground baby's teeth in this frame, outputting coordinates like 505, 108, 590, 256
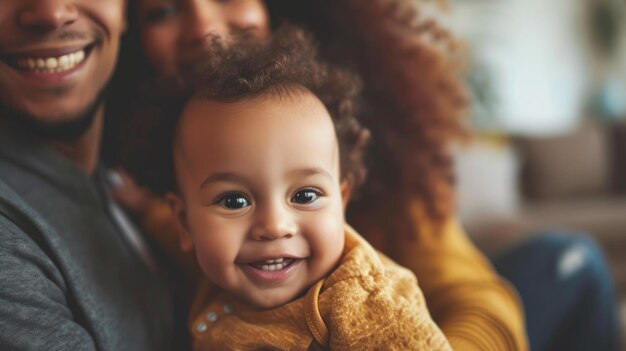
263, 257, 285, 264
261, 263, 285, 271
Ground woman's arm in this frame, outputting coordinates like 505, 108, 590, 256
352, 204, 528, 351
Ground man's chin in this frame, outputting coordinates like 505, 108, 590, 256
0, 96, 103, 142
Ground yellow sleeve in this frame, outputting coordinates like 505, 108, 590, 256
352, 204, 528, 351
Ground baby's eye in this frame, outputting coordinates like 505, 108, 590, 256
143, 4, 178, 23
291, 189, 322, 204
216, 193, 250, 209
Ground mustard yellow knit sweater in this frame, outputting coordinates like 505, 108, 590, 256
143, 199, 528, 350
187, 226, 451, 351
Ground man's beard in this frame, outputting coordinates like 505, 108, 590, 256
0, 91, 105, 142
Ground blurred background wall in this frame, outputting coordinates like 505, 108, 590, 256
430, 0, 626, 347
448, 0, 626, 133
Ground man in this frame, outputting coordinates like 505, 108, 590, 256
0, 1, 175, 350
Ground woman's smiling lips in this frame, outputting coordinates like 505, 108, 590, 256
239, 256, 304, 284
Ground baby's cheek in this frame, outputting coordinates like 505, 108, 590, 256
193, 238, 221, 275
310, 211, 345, 263
189, 224, 224, 262
321, 205, 346, 238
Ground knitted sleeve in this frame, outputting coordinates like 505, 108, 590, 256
389, 207, 528, 351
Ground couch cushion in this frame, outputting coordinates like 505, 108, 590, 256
515, 123, 611, 200
611, 122, 626, 194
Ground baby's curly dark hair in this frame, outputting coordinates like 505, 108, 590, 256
120, 25, 370, 197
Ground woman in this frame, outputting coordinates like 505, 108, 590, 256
107, 1, 618, 350
108, 0, 525, 349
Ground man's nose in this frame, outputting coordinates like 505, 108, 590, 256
18, 0, 79, 33
249, 202, 297, 241
182, 1, 230, 48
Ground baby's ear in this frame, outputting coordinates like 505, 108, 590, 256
340, 178, 353, 209
165, 192, 194, 252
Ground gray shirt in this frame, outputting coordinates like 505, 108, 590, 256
0, 129, 175, 350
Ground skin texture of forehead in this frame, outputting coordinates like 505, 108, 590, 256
173, 89, 340, 196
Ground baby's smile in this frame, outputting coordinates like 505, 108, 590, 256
239, 257, 304, 285
248, 257, 297, 272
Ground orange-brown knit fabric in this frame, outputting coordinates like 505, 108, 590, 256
188, 226, 451, 351
351, 201, 529, 351
143, 200, 528, 350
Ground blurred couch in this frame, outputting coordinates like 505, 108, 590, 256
455, 121, 626, 291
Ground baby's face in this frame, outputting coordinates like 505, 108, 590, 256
170, 89, 346, 309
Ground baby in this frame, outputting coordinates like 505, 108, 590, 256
123, 27, 451, 351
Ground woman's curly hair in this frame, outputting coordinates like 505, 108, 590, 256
120, 26, 369, 197
267, 0, 469, 238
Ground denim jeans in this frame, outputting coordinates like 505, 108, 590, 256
492, 232, 620, 351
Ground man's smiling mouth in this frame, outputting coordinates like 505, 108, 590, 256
3, 45, 93, 74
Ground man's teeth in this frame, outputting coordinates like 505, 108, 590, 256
15, 50, 86, 73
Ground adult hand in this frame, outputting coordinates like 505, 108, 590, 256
107, 168, 155, 215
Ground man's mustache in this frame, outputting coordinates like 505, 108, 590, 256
0, 29, 102, 51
